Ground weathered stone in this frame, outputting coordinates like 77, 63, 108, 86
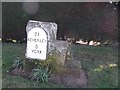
25, 20, 70, 74
53, 40, 70, 65
26, 20, 70, 60
25, 20, 88, 88
26, 27, 47, 60
48, 42, 88, 87
54, 40, 69, 55
26, 20, 58, 54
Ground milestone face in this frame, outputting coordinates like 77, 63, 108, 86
26, 27, 47, 60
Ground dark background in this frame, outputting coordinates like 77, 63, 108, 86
2, 2, 119, 43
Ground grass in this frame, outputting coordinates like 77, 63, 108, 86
3, 75, 64, 88
2, 43, 118, 88
70, 44, 118, 88
2, 43, 65, 88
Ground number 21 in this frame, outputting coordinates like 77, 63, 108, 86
35, 32, 39, 36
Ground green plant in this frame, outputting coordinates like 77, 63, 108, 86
2, 43, 65, 88
39, 52, 65, 74
12, 57, 23, 68
9, 57, 23, 72
31, 63, 51, 84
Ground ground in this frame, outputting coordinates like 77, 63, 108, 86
2, 43, 118, 88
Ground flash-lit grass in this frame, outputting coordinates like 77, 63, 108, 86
2, 43, 118, 88
70, 44, 118, 88
2, 43, 26, 73
3, 74, 65, 88
2, 43, 65, 88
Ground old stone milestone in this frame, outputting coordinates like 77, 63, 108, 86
26, 27, 47, 60
26, 20, 58, 60
24, 20, 87, 88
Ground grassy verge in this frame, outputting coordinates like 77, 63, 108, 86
2, 43, 65, 88
70, 44, 118, 88
2, 43, 118, 88
3, 74, 65, 88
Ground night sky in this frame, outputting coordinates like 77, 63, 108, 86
2, 2, 119, 42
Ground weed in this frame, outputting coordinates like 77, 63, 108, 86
31, 63, 51, 86
8, 57, 23, 72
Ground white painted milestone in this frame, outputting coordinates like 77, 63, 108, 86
26, 27, 47, 60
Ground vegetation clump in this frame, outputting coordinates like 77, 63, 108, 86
29, 51, 65, 84
34, 51, 65, 74
9, 57, 23, 72
31, 64, 50, 83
